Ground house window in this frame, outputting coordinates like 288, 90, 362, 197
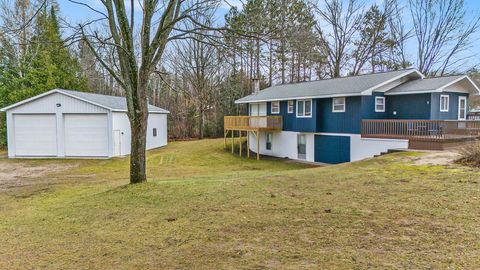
250, 103, 267, 116
297, 134, 306, 160
375, 97, 385, 112
153, 128, 157, 137
271, 101, 280, 114
288, 100, 294, 113
296, 99, 312, 117
332, 97, 346, 112
440, 95, 449, 112
250, 103, 258, 116
266, 132, 273, 150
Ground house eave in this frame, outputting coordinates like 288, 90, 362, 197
361, 69, 424, 95
234, 93, 362, 104
0, 89, 115, 112
0, 89, 170, 113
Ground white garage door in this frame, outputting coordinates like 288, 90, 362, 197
64, 114, 109, 157
14, 114, 57, 156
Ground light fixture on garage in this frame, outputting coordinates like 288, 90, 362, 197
56, 103, 61, 107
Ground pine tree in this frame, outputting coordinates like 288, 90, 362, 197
23, 5, 87, 96
0, 2, 87, 147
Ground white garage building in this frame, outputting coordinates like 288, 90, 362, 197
0, 89, 169, 158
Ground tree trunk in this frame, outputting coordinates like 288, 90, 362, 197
199, 108, 204, 139
291, 52, 295, 83
256, 38, 261, 78
129, 111, 148, 183
269, 39, 273, 86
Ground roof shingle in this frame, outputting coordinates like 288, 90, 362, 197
59, 89, 169, 113
385, 75, 465, 94
235, 69, 420, 103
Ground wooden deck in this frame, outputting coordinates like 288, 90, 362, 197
361, 119, 480, 150
224, 116, 282, 160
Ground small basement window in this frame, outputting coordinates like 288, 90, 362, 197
332, 97, 346, 112
288, 100, 294, 113
271, 101, 280, 114
375, 97, 385, 112
440, 95, 449, 112
153, 128, 157, 137
266, 132, 273, 150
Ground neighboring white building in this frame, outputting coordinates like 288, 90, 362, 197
0, 89, 169, 158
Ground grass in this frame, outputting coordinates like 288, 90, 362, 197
0, 139, 479, 269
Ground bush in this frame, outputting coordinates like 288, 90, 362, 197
456, 141, 480, 167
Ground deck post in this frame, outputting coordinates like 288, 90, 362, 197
239, 130, 242, 157
247, 131, 250, 158
224, 129, 227, 148
256, 130, 260, 160
231, 130, 234, 153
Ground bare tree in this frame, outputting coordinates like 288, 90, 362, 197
409, 0, 480, 76
351, 4, 392, 75
314, 0, 363, 77
169, 14, 220, 139
386, 0, 412, 70
71, 0, 221, 183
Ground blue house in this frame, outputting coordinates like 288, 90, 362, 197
226, 69, 480, 164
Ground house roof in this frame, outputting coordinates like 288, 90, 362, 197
385, 75, 480, 95
1, 89, 170, 113
235, 69, 423, 104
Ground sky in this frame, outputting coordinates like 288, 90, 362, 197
57, 0, 480, 72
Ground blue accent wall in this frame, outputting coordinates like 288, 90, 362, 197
267, 100, 317, 132
258, 91, 469, 135
316, 96, 362, 134
386, 93, 431, 119
430, 92, 469, 120
314, 135, 350, 164
361, 92, 388, 119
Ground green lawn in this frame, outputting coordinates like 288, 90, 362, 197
0, 139, 479, 269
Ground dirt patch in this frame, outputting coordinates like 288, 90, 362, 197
412, 151, 460, 166
0, 160, 78, 193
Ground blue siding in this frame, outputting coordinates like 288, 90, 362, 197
314, 135, 350, 164
316, 96, 362, 134
267, 100, 317, 132
361, 92, 388, 119
386, 93, 431, 119
430, 92, 468, 120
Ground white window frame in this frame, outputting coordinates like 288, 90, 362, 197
271, 101, 280, 114
332, 97, 346, 112
375, 96, 385, 112
440, 95, 449, 112
297, 134, 307, 160
266, 132, 273, 150
458, 96, 467, 120
288, 100, 294, 113
296, 99, 312, 118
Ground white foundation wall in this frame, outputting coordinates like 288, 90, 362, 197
248, 131, 315, 162
349, 135, 408, 161
248, 131, 408, 163
112, 112, 168, 156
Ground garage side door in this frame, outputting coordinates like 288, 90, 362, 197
64, 114, 109, 157
314, 135, 350, 164
14, 114, 57, 156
